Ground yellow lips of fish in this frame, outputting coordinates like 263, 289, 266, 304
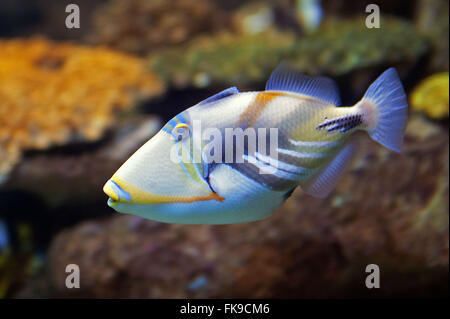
103, 176, 224, 207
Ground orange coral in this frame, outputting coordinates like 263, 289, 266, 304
0, 37, 165, 178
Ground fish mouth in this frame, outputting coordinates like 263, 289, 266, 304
103, 178, 131, 208
103, 176, 224, 207
107, 197, 119, 208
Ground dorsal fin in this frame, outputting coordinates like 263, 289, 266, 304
265, 64, 341, 106
198, 87, 239, 106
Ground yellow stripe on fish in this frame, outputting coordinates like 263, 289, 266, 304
238, 91, 281, 126
106, 176, 224, 205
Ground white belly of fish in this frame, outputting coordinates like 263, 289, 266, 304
118, 164, 287, 224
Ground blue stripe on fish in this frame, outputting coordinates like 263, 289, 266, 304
176, 112, 187, 123
162, 126, 172, 135
198, 87, 239, 106
182, 140, 206, 183
110, 179, 131, 201
177, 142, 211, 192
168, 118, 178, 129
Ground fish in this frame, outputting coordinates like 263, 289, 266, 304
103, 65, 408, 224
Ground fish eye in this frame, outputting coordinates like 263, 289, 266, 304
172, 123, 190, 141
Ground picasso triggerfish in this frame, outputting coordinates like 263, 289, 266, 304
104, 65, 408, 224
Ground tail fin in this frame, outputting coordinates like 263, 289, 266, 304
357, 68, 408, 152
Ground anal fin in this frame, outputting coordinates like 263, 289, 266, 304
302, 139, 358, 198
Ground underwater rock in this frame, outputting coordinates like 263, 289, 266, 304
0, 38, 165, 180
87, 0, 231, 56
411, 72, 449, 120
150, 16, 429, 89
19, 114, 448, 298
